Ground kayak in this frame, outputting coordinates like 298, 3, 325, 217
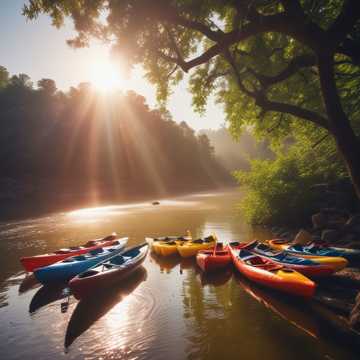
34, 238, 128, 284
146, 234, 191, 256
268, 238, 360, 262
229, 245, 315, 298
245, 241, 337, 278
177, 236, 216, 258
196, 244, 231, 272
70, 243, 148, 300
20, 234, 119, 272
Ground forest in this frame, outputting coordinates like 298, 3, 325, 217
0, 66, 231, 219
21, 0, 360, 226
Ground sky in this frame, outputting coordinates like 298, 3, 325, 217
0, 0, 226, 131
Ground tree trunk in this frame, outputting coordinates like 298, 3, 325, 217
318, 52, 360, 200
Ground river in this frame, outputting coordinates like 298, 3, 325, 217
0, 189, 357, 359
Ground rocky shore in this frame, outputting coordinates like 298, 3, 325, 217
269, 210, 360, 344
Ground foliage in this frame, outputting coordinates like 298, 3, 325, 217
0, 66, 230, 214
236, 133, 348, 225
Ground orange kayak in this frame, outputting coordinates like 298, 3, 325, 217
229, 245, 315, 298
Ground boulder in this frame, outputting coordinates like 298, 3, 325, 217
293, 229, 312, 245
312, 212, 328, 229
350, 292, 360, 331
321, 229, 341, 244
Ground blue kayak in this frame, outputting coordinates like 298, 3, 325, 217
285, 243, 360, 261
247, 242, 318, 266
34, 238, 128, 284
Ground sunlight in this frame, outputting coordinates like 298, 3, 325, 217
89, 58, 127, 92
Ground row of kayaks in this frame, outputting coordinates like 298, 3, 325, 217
149, 234, 360, 298
20, 232, 360, 301
20, 234, 149, 300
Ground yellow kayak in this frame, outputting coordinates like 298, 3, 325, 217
146, 233, 191, 257
267, 239, 348, 271
177, 236, 216, 258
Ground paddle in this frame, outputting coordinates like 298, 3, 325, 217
212, 233, 218, 256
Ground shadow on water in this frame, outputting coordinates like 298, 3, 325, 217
18, 274, 41, 295
29, 283, 69, 314
64, 266, 147, 349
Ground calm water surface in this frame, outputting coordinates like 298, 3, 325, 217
0, 190, 357, 359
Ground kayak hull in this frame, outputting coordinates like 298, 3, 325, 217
177, 241, 215, 258
267, 239, 348, 271
20, 236, 118, 272
196, 250, 231, 272
70, 243, 149, 300
34, 239, 128, 284
229, 246, 315, 298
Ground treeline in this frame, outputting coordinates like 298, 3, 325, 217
201, 128, 274, 171
0, 66, 231, 218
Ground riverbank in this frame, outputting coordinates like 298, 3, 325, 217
267, 210, 360, 345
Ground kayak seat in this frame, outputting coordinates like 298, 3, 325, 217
73, 255, 86, 261
89, 248, 104, 255
230, 241, 240, 246
69, 246, 81, 250
110, 256, 125, 265
54, 249, 70, 254
78, 270, 98, 278
192, 239, 204, 244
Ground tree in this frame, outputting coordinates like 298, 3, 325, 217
37, 78, 57, 95
0, 66, 9, 89
23, 0, 360, 198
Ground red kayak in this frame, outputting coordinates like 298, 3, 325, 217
196, 244, 231, 272
229, 245, 315, 298
20, 234, 119, 272
70, 243, 149, 300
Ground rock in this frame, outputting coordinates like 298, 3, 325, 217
321, 229, 341, 244
293, 229, 313, 245
346, 215, 360, 228
332, 268, 360, 289
312, 212, 328, 229
350, 292, 360, 331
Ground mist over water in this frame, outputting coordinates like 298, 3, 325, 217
0, 190, 357, 359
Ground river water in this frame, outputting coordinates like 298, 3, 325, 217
0, 189, 357, 359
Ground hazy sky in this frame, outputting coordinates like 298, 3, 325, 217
0, 0, 225, 130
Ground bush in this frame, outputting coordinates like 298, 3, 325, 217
234, 146, 347, 226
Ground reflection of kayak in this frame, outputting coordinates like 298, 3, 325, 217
69, 243, 148, 300
267, 239, 349, 269
177, 236, 216, 258
236, 275, 319, 339
229, 246, 315, 298
65, 267, 147, 348
245, 241, 337, 278
196, 244, 231, 272
18, 274, 41, 294
200, 269, 232, 287
29, 283, 69, 313
34, 239, 128, 284
20, 234, 120, 272
150, 252, 181, 272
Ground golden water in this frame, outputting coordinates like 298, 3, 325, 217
0, 190, 357, 359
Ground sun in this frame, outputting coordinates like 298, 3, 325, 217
89, 58, 127, 92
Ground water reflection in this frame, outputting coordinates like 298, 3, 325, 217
234, 274, 320, 339
18, 274, 41, 295
149, 252, 181, 273
64, 267, 147, 349
199, 269, 233, 287
29, 283, 69, 314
